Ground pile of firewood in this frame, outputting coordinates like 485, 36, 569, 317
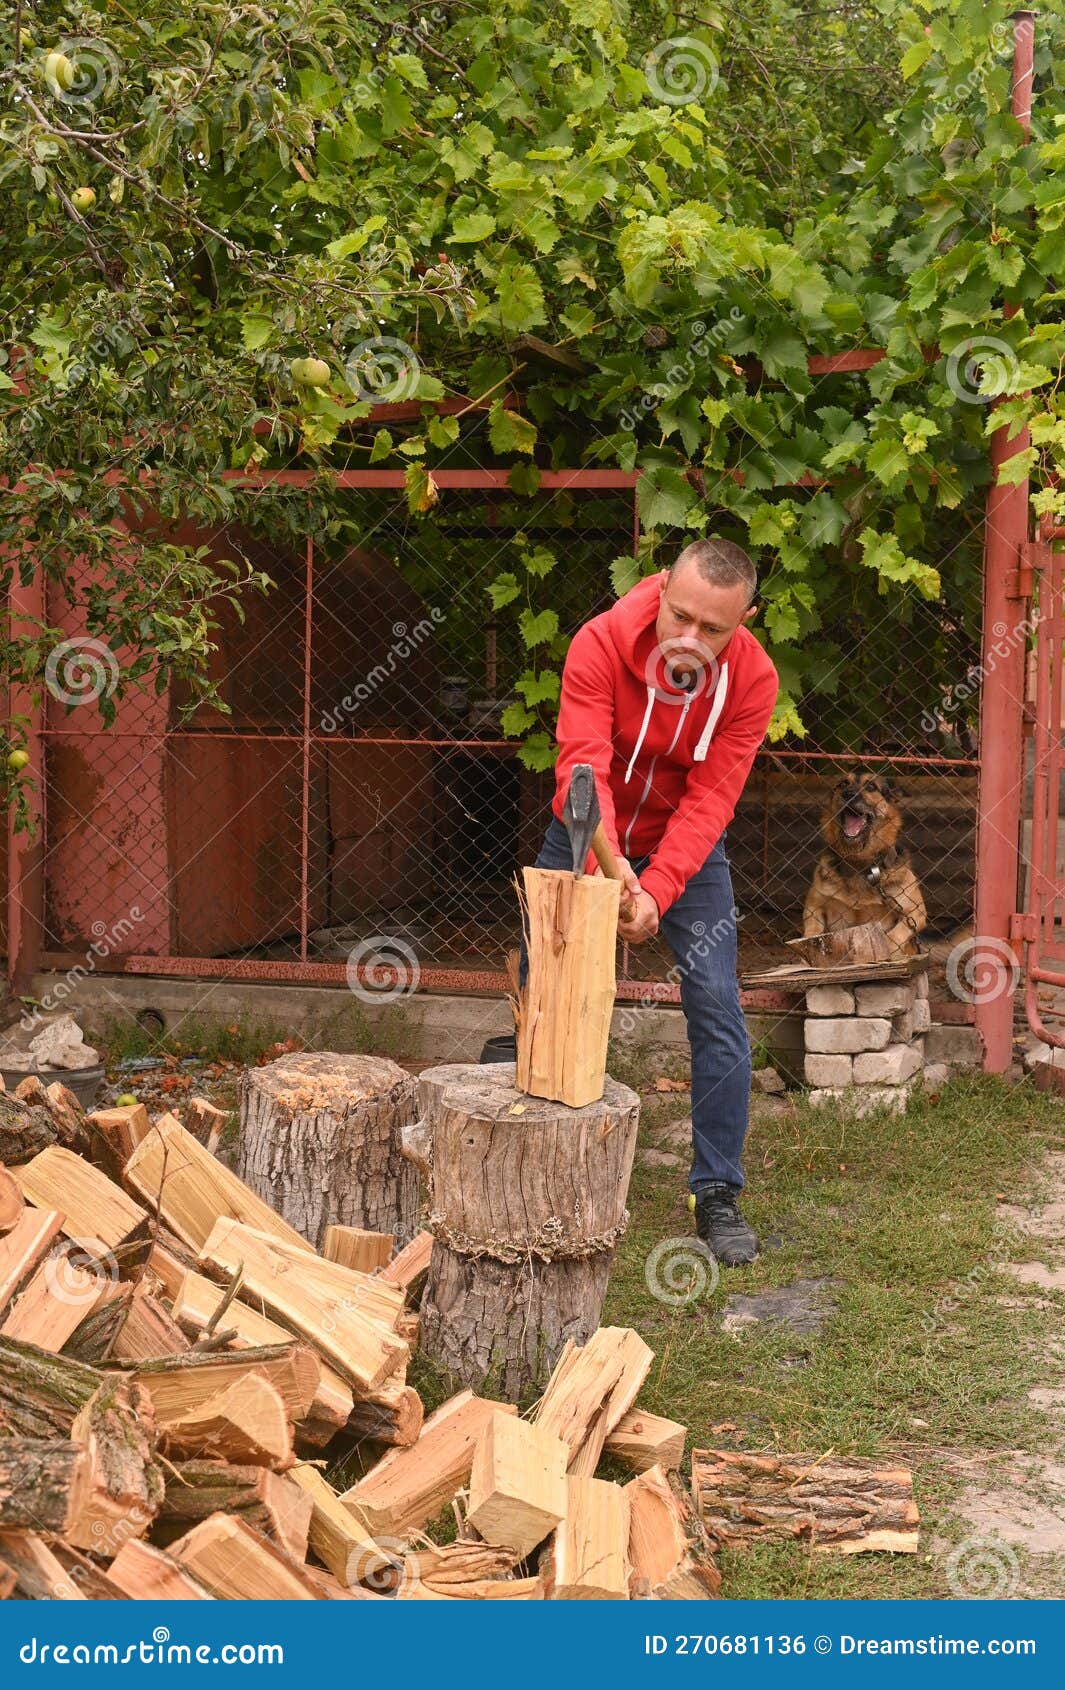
0, 1075, 724, 1600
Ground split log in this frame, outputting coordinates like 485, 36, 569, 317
0, 1563, 15, 1600
0, 1093, 57, 1164
342, 1390, 516, 1540
110, 1289, 190, 1363
323, 1225, 393, 1274
541, 1475, 630, 1600
0, 1335, 103, 1438
0, 1529, 88, 1598
86, 1102, 151, 1163
157, 1460, 312, 1562
534, 1327, 653, 1475
0, 1440, 91, 1533
0, 1165, 23, 1233
405, 1541, 522, 1598
1, 1254, 106, 1350
108, 1537, 214, 1600
169, 1514, 324, 1599
65, 1378, 164, 1555
43, 1083, 90, 1153
238, 1053, 419, 1248
132, 1342, 320, 1427
0, 1209, 65, 1319
208, 1223, 404, 1329
691, 1450, 921, 1554
12, 1147, 148, 1252
289, 1463, 394, 1589
61, 1284, 133, 1365
603, 1407, 687, 1474
626, 1465, 720, 1599
414, 1065, 640, 1398
185, 1095, 229, 1152
346, 1381, 424, 1450
379, 1229, 432, 1294
162, 1373, 294, 1471
467, 1411, 567, 1558
123, 1111, 308, 1253
170, 1269, 352, 1436
45, 1538, 130, 1600
516, 868, 620, 1106
196, 1219, 406, 1393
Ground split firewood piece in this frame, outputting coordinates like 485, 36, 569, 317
110, 1287, 190, 1363
1, 1252, 106, 1350
0, 1092, 58, 1164
157, 1460, 312, 1562
534, 1327, 653, 1475
171, 1269, 352, 1435
45, 1537, 130, 1600
626, 1465, 720, 1598
0, 1165, 23, 1234
516, 868, 620, 1106
289, 1463, 396, 1589
323, 1225, 393, 1275
347, 1379, 424, 1450
197, 1219, 407, 1393
541, 1475, 630, 1600
161, 1373, 294, 1471
65, 1377, 164, 1556
144, 1233, 201, 1300
169, 1513, 325, 1599
0, 1439, 92, 1533
132, 1342, 320, 1428
306, 1568, 386, 1600
87, 1101, 151, 1163
12, 1147, 148, 1253
0, 1529, 88, 1598
0, 1334, 103, 1439
379, 1229, 433, 1295
0, 1563, 15, 1600
233, 1225, 405, 1329
690, 1450, 921, 1554
185, 1096, 229, 1154
341, 1391, 516, 1540
108, 1537, 215, 1600
43, 1082, 89, 1151
604, 1407, 687, 1474
62, 1283, 134, 1365
123, 1111, 309, 1253
0, 1209, 65, 1321
467, 1410, 568, 1558
404, 1540, 520, 1594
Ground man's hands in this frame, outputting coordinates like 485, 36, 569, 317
618, 888, 660, 945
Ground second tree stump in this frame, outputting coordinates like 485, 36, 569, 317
238, 1052, 419, 1250
412, 1062, 639, 1399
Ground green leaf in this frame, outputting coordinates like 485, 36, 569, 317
519, 608, 560, 648
501, 701, 536, 736
487, 572, 521, 610
496, 263, 546, 331
637, 464, 696, 530
521, 546, 557, 578
515, 669, 561, 706
450, 211, 497, 243
240, 315, 274, 351
610, 554, 641, 596
518, 733, 559, 772
488, 399, 538, 455
369, 428, 393, 463
900, 37, 934, 79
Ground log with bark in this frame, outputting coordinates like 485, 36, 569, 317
238, 1053, 420, 1248
413, 1064, 640, 1398
65, 1377, 164, 1555
626, 1464, 720, 1598
0, 1093, 58, 1165
691, 1449, 921, 1554
0, 1440, 91, 1533
156, 1460, 311, 1562
0, 1335, 103, 1438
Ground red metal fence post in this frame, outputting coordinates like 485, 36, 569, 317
973, 9, 1036, 1071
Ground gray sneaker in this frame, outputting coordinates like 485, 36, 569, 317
694, 1184, 759, 1266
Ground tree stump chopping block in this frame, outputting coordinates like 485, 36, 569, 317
238, 1053, 419, 1250
413, 1063, 640, 1400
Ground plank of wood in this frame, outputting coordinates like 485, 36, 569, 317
162, 1373, 294, 1471
323, 1225, 393, 1274
86, 1102, 151, 1162
604, 1406, 687, 1473
132, 1342, 319, 1427
626, 1464, 720, 1598
108, 1537, 215, 1600
534, 1327, 654, 1475
0, 1440, 91, 1533
170, 1269, 352, 1432
123, 1111, 310, 1253
516, 868, 619, 1106
289, 1463, 394, 1589
13, 1147, 148, 1251
541, 1475, 630, 1600
197, 1219, 407, 1393
169, 1514, 324, 1599
0, 1528, 88, 1598
156, 1460, 312, 1563
0, 1208, 64, 1320
342, 1391, 517, 1539
0, 1165, 24, 1234
379, 1230, 432, 1294
467, 1411, 567, 1558
1, 1255, 104, 1350
110, 1289, 191, 1363
690, 1449, 920, 1554
66, 1378, 163, 1556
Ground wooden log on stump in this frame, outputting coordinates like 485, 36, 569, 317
516, 868, 619, 1106
238, 1053, 419, 1249
691, 1449, 920, 1554
413, 1063, 639, 1398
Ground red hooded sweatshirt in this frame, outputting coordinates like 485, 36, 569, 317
552, 573, 779, 916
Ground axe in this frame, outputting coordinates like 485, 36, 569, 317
561, 763, 637, 923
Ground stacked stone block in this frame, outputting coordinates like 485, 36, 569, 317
804, 970, 929, 1115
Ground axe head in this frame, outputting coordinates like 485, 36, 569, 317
561, 763, 600, 876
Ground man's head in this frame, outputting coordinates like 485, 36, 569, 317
654, 539, 758, 687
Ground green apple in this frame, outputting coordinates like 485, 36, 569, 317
6, 749, 30, 773
290, 356, 330, 388
115, 1093, 139, 1107
44, 51, 75, 92
71, 186, 96, 212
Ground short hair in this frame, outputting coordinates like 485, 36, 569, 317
671, 539, 757, 606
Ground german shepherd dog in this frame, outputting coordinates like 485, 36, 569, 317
803, 769, 927, 958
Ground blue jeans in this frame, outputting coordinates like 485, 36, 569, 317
527, 817, 751, 1194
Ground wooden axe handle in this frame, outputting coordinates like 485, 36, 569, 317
591, 823, 637, 923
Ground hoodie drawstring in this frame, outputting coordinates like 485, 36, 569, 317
624, 686, 656, 785
693, 660, 729, 762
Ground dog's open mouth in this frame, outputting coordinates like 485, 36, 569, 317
840, 806, 871, 840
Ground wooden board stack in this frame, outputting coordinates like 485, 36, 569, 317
0, 1077, 719, 1602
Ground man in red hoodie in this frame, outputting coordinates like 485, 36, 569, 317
534, 538, 778, 1265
